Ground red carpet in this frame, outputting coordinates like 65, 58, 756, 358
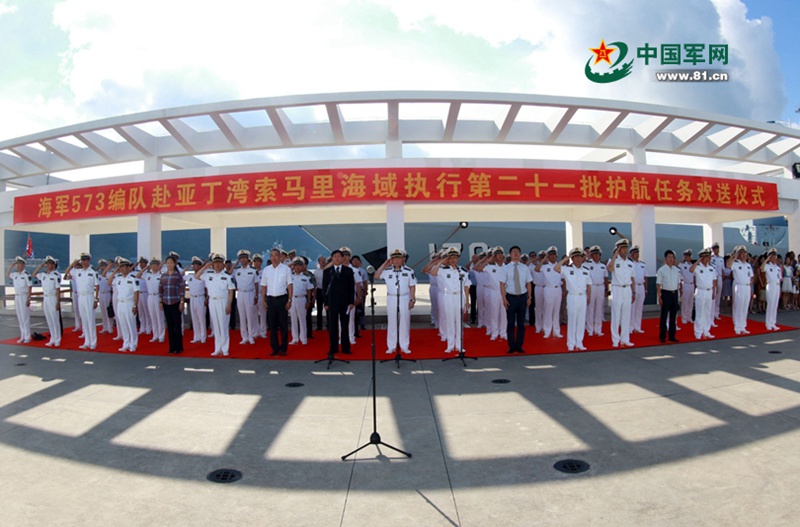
5, 316, 795, 361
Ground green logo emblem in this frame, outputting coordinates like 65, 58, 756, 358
585, 39, 634, 84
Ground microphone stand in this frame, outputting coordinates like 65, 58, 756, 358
342, 269, 411, 460
443, 267, 478, 366
381, 268, 416, 369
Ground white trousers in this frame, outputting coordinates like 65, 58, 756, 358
694, 289, 713, 338
484, 288, 502, 338
542, 286, 562, 338
73, 293, 81, 329
610, 285, 632, 346
631, 283, 645, 332
765, 282, 780, 330
138, 292, 151, 334
15, 293, 31, 341
257, 293, 267, 337
42, 295, 61, 345
99, 291, 113, 332
237, 290, 258, 341
429, 283, 439, 327
713, 275, 722, 318
680, 283, 694, 324
477, 285, 486, 329
567, 293, 587, 350
189, 296, 207, 342
147, 293, 165, 341
77, 293, 97, 347
290, 296, 308, 344
386, 294, 411, 352
732, 283, 750, 333
208, 298, 230, 354
586, 284, 604, 335
442, 292, 465, 352
116, 300, 138, 350
534, 285, 544, 332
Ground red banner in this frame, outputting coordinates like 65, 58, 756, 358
14, 167, 779, 224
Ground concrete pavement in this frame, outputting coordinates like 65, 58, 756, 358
1, 309, 799, 526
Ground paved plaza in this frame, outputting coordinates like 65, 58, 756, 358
1, 310, 799, 526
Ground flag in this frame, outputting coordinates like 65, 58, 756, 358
25, 234, 34, 258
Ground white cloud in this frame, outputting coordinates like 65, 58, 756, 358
0, 0, 788, 142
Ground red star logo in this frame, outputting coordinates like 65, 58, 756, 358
590, 39, 616, 66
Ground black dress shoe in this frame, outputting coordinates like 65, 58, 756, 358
517, 348, 526, 354
659, 338, 665, 343
342, 350, 352, 355
507, 348, 516, 354
668, 338, 680, 343
270, 350, 280, 356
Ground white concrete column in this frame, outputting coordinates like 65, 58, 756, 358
631, 205, 657, 275
210, 227, 227, 256
703, 223, 725, 252
386, 201, 405, 252
137, 214, 162, 261
70, 234, 90, 262
565, 220, 583, 253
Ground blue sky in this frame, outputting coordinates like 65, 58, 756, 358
0, 0, 797, 142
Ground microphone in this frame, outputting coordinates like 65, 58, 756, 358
366, 265, 375, 276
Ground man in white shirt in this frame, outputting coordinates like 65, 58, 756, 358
656, 250, 681, 343
233, 249, 259, 345
261, 248, 293, 356
606, 239, 636, 348
7, 256, 32, 344
629, 246, 647, 334
554, 248, 591, 351
64, 252, 100, 350
535, 247, 563, 339
584, 246, 608, 337
678, 249, 694, 325
499, 246, 532, 353
762, 248, 782, 331
33, 255, 62, 347
289, 257, 314, 345
691, 247, 717, 340
727, 245, 754, 335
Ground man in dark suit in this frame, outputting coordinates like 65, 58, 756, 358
323, 249, 356, 355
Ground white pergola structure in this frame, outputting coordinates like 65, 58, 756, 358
2, 91, 800, 277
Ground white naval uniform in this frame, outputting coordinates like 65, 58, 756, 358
10, 270, 32, 342
109, 272, 123, 340
37, 270, 62, 346
540, 261, 563, 338
143, 270, 165, 342
98, 272, 113, 333
711, 253, 725, 319
113, 274, 139, 351
562, 264, 591, 350
71, 267, 99, 348
584, 260, 607, 336
481, 263, 505, 340
438, 265, 471, 352
136, 266, 151, 334
531, 264, 545, 333
289, 272, 314, 344
186, 272, 207, 343
731, 260, 754, 334
631, 260, 647, 333
609, 256, 635, 346
202, 270, 235, 355
678, 260, 694, 324
764, 262, 782, 330
693, 263, 716, 339
234, 265, 259, 343
382, 265, 417, 353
